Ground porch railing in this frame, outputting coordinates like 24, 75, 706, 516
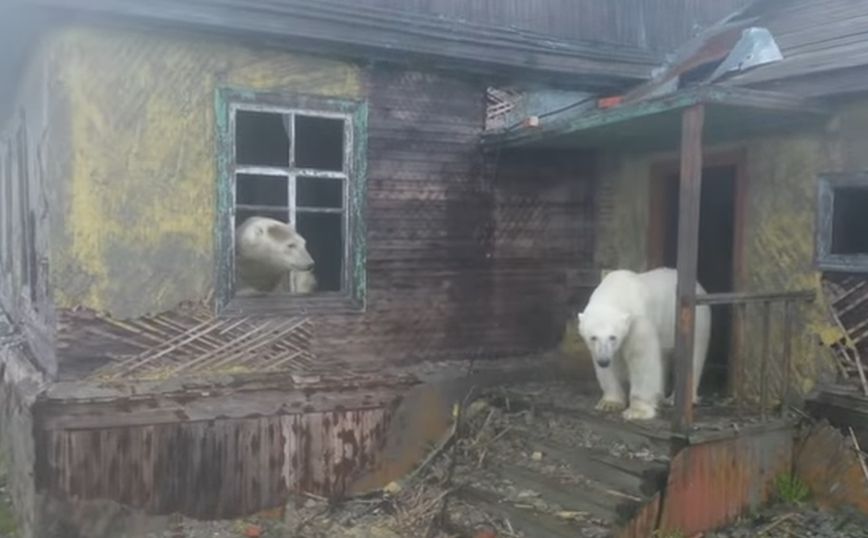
694, 289, 815, 422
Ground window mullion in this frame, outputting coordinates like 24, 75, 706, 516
289, 173, 297, 227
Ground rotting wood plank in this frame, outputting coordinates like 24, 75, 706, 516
458, 486, 581, 538
531, 440, 668, 498
533, 403, 673, 448
673, 103, 705, 433
499, 462, 638, 522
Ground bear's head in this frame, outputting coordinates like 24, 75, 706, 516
236, 216, 315, 273
576, 306, 631, 369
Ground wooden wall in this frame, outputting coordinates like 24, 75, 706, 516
37, 408, 392, 517
310, 68, 598, 368
339, 0, 751, 53
30, 24, 598, 379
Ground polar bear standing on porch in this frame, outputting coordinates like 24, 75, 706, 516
577, 268, 711, 421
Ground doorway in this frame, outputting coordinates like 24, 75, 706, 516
649, 163, 742, 396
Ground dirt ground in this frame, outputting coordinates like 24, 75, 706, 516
704, 505, 868, 538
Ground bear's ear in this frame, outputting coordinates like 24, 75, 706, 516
267, 223, 293, 241
577, 312, 585, 324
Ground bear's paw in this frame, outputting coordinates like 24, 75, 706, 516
595, 398, 627, 412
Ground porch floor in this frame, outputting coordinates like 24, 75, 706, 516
173, 375, 790, 538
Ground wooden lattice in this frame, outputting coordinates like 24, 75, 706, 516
81, 304, 317, 382
485, 87, 521, 131
822, 275, 868, 395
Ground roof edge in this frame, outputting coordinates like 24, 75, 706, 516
18, 0, 662, 89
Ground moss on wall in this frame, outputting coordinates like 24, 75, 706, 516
593, 101, 868, 399
50, 24, 363, 318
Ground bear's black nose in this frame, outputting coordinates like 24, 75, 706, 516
596, 359, 611, 368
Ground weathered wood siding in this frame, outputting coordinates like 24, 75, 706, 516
310, 69, 597, 367
340, 0, 750, 53
37, 408, 391, 517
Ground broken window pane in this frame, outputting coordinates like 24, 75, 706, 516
297, 176, 343, 209
294, 115, 344, 171
236, 174, 288, 208
296, 211, 343, 292
235, 110, 290, 167
831, 187, 868, 254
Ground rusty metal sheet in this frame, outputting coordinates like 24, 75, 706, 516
658, 425, 794, 535
617, 492, 661, 538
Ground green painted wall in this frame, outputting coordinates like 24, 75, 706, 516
595, 101, 868, 399
49, 24, 363, 318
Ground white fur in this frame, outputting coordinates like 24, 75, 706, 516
235, 216, 316, 294
577, 267, 711, 421
283, 269, 318, 294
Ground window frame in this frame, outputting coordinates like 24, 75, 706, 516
214, 87, 368, 314
816, 172, 868, 273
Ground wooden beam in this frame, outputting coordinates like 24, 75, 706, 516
673, 104, 705, 433
481, 85, 830, 150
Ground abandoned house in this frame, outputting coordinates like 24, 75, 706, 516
1, 0, 868, 537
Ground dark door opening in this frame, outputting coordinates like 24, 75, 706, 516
659, 165, 737, 396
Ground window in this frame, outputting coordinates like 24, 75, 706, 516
816, 173, 868, 272
215, 89, 367, 313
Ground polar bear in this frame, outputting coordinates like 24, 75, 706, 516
577, 267, 711, 421
235, 216, 317, 294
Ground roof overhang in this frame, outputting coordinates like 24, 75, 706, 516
481, 85, 832, 152
10, 0, 659, 91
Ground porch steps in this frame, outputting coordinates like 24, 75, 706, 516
452, 388, 671, 537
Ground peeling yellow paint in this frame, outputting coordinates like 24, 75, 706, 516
50, 25, 362, 318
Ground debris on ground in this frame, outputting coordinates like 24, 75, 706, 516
705, 504, 868, 537
8, 378, 868, 538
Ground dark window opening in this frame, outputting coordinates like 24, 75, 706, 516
296, 212, 343, 292
831, 187, 868, 255
236, 174, 288, 208
661, 165, 737, 397
297, 176, 343, 209
235, 110, 289, 167
231, 106, 350, 298
294, 115, 344, 171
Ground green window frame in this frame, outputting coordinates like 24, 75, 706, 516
214, 87, 367, 314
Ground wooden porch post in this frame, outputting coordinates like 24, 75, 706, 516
673, 104, 705, 433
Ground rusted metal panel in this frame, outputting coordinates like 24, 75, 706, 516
658, 424, 794, 536
39, 407, 391, 519
616, 492, 661, 538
